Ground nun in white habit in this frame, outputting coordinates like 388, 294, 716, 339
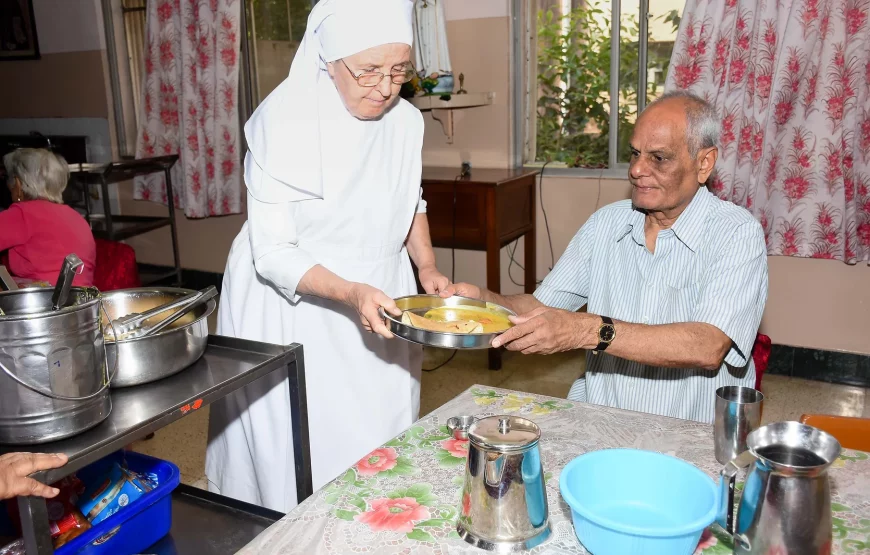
205, 0, 448, 512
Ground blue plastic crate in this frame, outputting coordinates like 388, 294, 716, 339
54, 451, 180, 555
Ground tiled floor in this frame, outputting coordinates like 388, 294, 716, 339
133, 332, 870, 489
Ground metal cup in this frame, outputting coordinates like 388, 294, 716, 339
714, 386, 764, 464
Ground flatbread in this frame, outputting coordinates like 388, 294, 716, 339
402, 311, 484, 334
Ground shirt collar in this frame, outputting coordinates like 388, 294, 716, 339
615, 187, 712, 252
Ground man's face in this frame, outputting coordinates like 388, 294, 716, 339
628, 99, 715, 216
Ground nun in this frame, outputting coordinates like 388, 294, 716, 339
205, 0, 448, 511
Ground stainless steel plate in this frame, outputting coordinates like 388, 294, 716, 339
383, 295, 515, 350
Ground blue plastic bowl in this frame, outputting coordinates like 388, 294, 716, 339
559, 449, 718, 555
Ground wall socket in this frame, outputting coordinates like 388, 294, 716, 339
461, 161, 472, 177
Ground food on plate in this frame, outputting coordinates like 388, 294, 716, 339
399, 305, 513, 334
402, 311, 483, 334
422, 306, 513, 333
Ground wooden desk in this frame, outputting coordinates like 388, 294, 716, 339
421, 167, 539, 370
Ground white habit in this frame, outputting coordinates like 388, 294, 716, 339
205, 0, 424, 512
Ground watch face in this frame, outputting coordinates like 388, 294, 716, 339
599, 324, 616, 343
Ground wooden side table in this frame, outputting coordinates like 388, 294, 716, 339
421, 167, 539, 370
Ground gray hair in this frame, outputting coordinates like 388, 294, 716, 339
646, 90, 720, 157
3, 148, 69, 204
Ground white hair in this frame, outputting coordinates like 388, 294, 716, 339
647, 90, 721, 157
3, 148, 69, 204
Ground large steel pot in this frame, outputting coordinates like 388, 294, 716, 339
0, 287, 112, 445
101, 288, 215, 388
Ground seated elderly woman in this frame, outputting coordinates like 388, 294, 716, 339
0, 148, 95, 286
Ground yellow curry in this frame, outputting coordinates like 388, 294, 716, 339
422, 306, 513, 334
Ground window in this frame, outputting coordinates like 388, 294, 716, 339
520, 0, 683, 171
244, 0, 314, 105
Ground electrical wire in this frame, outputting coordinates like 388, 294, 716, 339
507, 162, 552, 288
422, 349, 457, 372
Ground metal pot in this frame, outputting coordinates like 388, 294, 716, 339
457, 415, 551, 552
101, 288, 215, 388
0, 287, 112, 445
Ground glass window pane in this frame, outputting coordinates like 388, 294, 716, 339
535, 0, 612, 168
247, 0, 313, 106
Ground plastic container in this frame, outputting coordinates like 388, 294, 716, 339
55, 451, 180, 555
559, 449, 718, 555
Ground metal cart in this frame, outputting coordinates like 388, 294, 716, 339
1, 336, 311, 555
68, 155, 183, 287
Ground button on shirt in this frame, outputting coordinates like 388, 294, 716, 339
533, 187, 768, 423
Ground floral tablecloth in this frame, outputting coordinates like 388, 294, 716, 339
238, 386, 870, 554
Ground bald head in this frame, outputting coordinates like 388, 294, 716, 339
641, 91, 720, 157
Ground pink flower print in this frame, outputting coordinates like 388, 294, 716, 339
798, 152, 811, 168
860, 117, 870, 154
766, 156, 778, 187
694, 528, 718, 553
730, 58, 747, 84
763, 25, 776, 46
441, 439, 469, 458
846, 6, 868, 36
801, 0, 819, 30
206, 161, 215, 180
845, 177, 855, 202
157, 1, 173, 23
738, 125, 753, 159
355, 497, 430, 533
355, 447, 398, 477
756, 73, 772, 100
783, 175, 812, 205
721, 114, 736, 147
826, 95, 845, 122
221, 158, 235, 178
462, 491, 471, 516
752, 131, 764, 163
186, 133, 198, 153
817, 208, 834, 228
736, 16, 747, 32
824, 229, 839, 245
774, 100, 794, 126
737, 34, 750, 50
159, 40, 174, 69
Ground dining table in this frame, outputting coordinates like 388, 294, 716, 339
238, 386, 870, 554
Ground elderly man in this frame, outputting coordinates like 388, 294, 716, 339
446, 91, 768, 423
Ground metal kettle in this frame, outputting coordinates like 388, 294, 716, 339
457, 415, 550, 552
717, 421, 842, 554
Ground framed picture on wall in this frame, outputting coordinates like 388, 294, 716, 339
0, 0, 39, 61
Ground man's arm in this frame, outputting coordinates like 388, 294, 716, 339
494, 219, 768, 371
492, 307, 729, 369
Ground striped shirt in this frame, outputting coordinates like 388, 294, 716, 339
534, 187, 768, 423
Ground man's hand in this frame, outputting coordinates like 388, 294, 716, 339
417, 265, 450, 295
492, 307, 597, 354
439, 282, 481, 299
0, 452, 68, 501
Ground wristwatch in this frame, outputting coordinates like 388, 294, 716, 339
593, 316, 616, 353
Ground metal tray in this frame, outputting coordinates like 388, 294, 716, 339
383, 295, 515, 349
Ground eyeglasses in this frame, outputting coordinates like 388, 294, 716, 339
340, 59, 415, 87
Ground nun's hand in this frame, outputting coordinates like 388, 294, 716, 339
346, 283, 400, 339
418, 265, 450, 295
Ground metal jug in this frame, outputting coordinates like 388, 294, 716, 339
457, 415, 550, 552
717, 421, 842, 555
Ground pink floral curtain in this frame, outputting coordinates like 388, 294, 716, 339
134, 0, 242, 218
666, 0, 870, 263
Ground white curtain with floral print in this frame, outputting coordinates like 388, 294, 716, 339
134, 0, 242, 218
666, 0, 870, 263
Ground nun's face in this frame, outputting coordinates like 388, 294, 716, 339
328, 43, 412, 120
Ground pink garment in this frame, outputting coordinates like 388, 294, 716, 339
0, 200, 96, 286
